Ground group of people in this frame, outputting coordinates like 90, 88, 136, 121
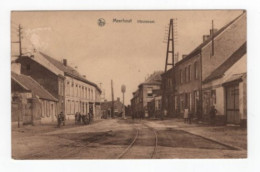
56, 111, 94, 128
183, 105, 217, 125
75, 112, 93, 125
57, 112, 65, 128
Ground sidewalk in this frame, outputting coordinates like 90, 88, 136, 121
149, 118, 247, 150
12, 119, 103, 138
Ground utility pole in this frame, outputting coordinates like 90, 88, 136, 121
18, 24, 23, 57
162, 19, 176, 117
121, 85, 126, 119
12, 24, 23, 57
111, 80, 114, 118
211, 20, 215, 56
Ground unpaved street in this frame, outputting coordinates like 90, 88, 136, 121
12, 118, 247, 159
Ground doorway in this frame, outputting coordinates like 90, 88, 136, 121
225, 84, 240, 124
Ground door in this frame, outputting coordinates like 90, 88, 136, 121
226, 84, 240, 124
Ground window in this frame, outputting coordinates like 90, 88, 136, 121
147, 87, 153, 97
180, 70, 183, 84
211, 90, 216, 104
188, 65, 191, 81
67, 100, 70, 115
185, 67, 187, 82
194, 61, 199, 79
51, 104, 54, 116
76, 85, 78, 96
66, 82, 70, 96
41, 101, 45, 117
59, 81, 63, 96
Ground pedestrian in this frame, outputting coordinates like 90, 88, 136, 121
57, 112, 62, 128
75, 112, 78, 124
78, 112, 82, 124
184, 107, 189, 123
82, 114, 87, 125
60, 111, 65, 126
210, 105, 217, 125
88, 112, 91, 124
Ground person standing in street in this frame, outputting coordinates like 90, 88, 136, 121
210, 105, 217, 125
57, 112, 62, 128
184, 107, 189, 123
60, 111, 65, 126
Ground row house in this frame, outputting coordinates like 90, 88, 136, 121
16, 51, 102, 121
202, 42, 247, 126
131, 71, 162, 117
11, 71, 58, 125
161, 11, 246, 125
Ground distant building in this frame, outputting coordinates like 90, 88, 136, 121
131, 71, 163, 117
147, 89, 162, 118
101, 98, 125, 118
11, 72, 58, 125
16, 51, 102, 121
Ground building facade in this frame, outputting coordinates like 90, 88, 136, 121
131, 71, 162, 117
202, 43, 247, 126
16, 51, 102, 121
11, 72, 58, 125
161, 12, 246, 125
101, 98, 125, 118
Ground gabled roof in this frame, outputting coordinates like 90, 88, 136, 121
38, 52, 102, 93
139, 71, 163, 87
175, 11, 246, 67
203, 42, 247, 83
11, 72, 58, 102
222, 73, 246, 86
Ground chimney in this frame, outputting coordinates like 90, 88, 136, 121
182, 54, 187, 59
210, 29, 218, 37
63, 59, 67, 66
203, 35, 210, 42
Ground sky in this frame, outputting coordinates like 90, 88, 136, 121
11, 10, 243, 105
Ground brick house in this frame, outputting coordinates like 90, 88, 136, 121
16, 51, 102, 121
161, 11, 246, 123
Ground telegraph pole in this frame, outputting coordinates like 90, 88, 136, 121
121, 85, 126, 119
211, 20, 215, 56
162, 19, 176, 117
11, 24, 23, 57
111, 80, 114, 118
18, 24, 22, 56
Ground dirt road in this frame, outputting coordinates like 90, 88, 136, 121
12, 118, 247, 159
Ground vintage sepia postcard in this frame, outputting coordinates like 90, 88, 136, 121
11, 10, 247, 159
